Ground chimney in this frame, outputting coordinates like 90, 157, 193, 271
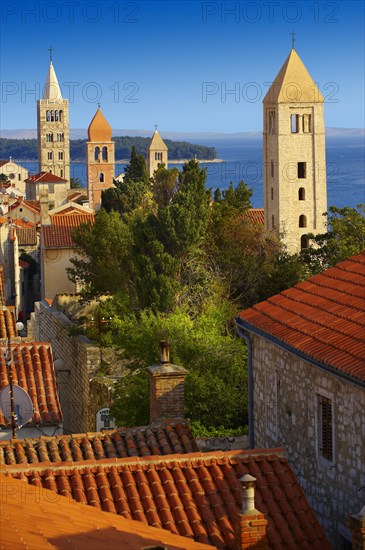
235, 474, 268, 550
348, 506, 365, 550
147, 341, 188, 423
39, 189, 50, 225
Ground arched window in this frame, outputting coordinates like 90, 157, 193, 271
46, 110, 50, 122
46, 133, 53, 142
59, 110, 63, 122
299, 187, 305, 200
47, 151, 53, 160
102, 146, 108, 161
299, 214, 307, 228
94, 147, 100, 161
99, 173, 104, 182
272, 215, 275, 229
60, 169, 63, 177
55, 110, 59, 121
301, 235, 309, 250
155, 152, 158, 161
271, 187, 274, 200
50, 110, 55, 122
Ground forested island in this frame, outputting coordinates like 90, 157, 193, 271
0, 137, 216, 161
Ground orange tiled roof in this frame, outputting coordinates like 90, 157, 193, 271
244, 208, 265, 225
0, 342, 62, 426
25, 171, 67, 184
0, 421, 197, 465
16, 227, 37, 246
0, 308, 16, 339
68, 190, 87, 201
3, 448, 330, 549
42, 214, 95, 248
8, 199, 40, 215
0, 474, 215, 550
0, 160, 9, 167
237, 252, 365, 384
51, 205, 87, 216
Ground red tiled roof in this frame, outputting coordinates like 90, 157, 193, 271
8, 199, 40, 215
3, 448, 330, 549
16, 227, 37, 246
0, 342, 63, 426
43, 214, 95, 248
237, 252, 365, 383
244, 208, 265, 225
25, 171, 67, 184
68, 190, 87, 201
0, 160, 8, 167
51, 205, 87, 216
0, 421, 198, 465
0, 308, 16, 338
0, 474, 215, 550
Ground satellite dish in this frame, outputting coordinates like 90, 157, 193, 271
0, 384, 33, 429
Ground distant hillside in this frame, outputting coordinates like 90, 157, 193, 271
0, 137, 216, 161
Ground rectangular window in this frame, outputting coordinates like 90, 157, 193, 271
58, 152, 63, 160
18, 174, 21, 181
291, 114, 299, 133
48, 183, 54, 194
47, 152, 53, 160
303, 114, 312, 133
318, 395, 333, 461
268, 110, 275, 134
270, 161, 274, 178
298, 162, 306, 179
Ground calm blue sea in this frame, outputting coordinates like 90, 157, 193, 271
20, 137, 364, 209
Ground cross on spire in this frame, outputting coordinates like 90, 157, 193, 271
154, 124, 158, 131
49, 46, 53, 62
290, 31, 296, 49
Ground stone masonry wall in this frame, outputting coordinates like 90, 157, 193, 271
250, 333, 365, 548
33, 300, 102, 434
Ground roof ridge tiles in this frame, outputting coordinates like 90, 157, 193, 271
265, 293, 365, 342
2, 448, 287, 474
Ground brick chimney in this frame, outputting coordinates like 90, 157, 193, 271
147, 341, 188, 422
235, 474, 268, 550
348, 506, 365, 550
39, 189, 50, 225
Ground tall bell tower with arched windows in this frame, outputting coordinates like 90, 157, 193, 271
86, 106, 115, 209
263, 47, 327, 253
37, 50, 70, 183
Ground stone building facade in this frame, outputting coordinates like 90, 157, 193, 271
263, 48, 327, 253
0, 159, 29, 195
236, 253, 365, 549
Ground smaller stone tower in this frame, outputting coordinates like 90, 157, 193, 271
147, 128, 168, 177
86, 106, 115, 210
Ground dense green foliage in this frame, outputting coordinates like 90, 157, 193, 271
69, 151, 362, 435
0, 137, 216, 161
302, 204, 365, 273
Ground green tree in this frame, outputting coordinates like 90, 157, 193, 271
67, 210, 134, 302
302, 204, 365, 273
70, 177, 83, 189
0, 173, 11, 186
152, 164, 179, 209
107, 302, 248, 431
123, 145, 149, 185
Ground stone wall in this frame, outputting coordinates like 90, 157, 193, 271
195, 434, 249, 453
32, 300, 117, 434
250, 333, 365, 548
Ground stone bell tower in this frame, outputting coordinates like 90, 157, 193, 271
263, 47, 327, 253
147, 128, 168, 177
37, 49, 70, 184
86, 106, 115, 210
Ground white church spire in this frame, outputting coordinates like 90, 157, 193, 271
43, 48, 62, 100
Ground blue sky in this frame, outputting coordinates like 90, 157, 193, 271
1, 0, 364, 132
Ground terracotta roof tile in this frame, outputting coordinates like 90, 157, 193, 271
237, 252, 365, 383
243, 208, 265, 225
3, 448, 330, 549
8, 199, 40, 215
0, 342, 62, 427
0, 421, 197, 465
25, 171, 67, 184
42, 214, 95, 248
0, 308, 16, 339
15, 226, 38, 246
0, 474, 215, 550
